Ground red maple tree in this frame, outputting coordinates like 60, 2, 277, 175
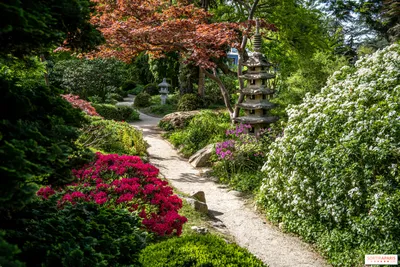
89, 0, 275, 117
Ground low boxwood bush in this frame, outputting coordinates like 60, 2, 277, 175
78, 117, 146, 155
139, 234, 266, 267
4, 199, 147, 266
134, 92, 151, 108
177, 93, 201, 111
258, 44, 400, 266
168, 110, 230, 157
92, 103, 140, 122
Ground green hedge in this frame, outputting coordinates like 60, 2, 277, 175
92, 103, 139, 122
139, 234, 266, 267
4, 199, 147, 266
258, 44, 400, 266
78, 117, 147, 156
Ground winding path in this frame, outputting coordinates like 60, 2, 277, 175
120, 96, 328, 267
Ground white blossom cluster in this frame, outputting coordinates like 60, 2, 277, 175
258, 44, 400, 236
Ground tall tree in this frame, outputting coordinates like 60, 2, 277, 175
89, 0, 274, 118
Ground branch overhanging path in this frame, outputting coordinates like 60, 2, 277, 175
119, 96, 329, 267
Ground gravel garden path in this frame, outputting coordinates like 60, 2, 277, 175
120, 96, 328, 267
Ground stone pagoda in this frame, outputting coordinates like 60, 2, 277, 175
234, 19, 278, 135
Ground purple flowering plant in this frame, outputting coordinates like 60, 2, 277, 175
212, 122, 284, 192
214, 123, 275, 171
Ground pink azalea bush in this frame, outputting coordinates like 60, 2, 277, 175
38, 153, 187, 236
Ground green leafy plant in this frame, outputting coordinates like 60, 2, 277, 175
168, 110, 230, 157
92, 103, 140, 122
78, 117, 146, 156
139, 234, 266, 267
4, 198, 147, 266
0, 76, 93, 211
143, 83, 159, 96
121, 80, 137, 92
258, 44, 400, 266
212, 124, 281, 193
134, 92, 152, 108
127, 84, 144, 95
49, 58, 128, 102
177, 93, 201, 111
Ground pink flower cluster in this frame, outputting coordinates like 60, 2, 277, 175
61, 94, 101, 117
37, 186, 56, 199
38, 153, 187, 236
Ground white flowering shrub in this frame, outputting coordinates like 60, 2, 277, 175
258, 44, 400, 266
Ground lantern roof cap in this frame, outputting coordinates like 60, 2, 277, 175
158, 78, 171, 87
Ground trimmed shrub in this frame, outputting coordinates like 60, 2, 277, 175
78, 117, 146, 155
258, 44, 400, 266
177, 93, 200, 111
143, 83, 159, 96
4, 199, 147, 266
134, 92, 151, 108
92, 103, 140, 122
139, 234, 266, 267
168, 110, 230, 157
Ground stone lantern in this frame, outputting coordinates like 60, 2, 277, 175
158, 78, 171, 105
234, 19, 279, 135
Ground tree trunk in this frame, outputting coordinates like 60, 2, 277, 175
204, 69, 234, 117
198, 67, 205, 97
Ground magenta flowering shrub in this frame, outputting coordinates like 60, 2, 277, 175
37, 153, 187, 236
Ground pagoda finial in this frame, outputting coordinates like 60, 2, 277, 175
254, 18, 262, 52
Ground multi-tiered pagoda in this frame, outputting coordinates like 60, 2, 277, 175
234, 20, 279, 135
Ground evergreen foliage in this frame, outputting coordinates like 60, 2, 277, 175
0, 76, 92, 211
0, 0, 103, 58
4, 199, 147, 266
49, 58, 128, 102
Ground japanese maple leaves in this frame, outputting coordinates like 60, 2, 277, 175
90, 0, 241, 68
